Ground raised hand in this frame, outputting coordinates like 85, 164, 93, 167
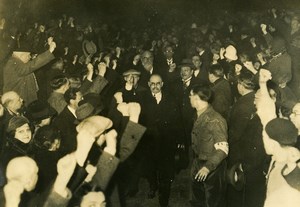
117, 103, 129, 116
54, 153, 77, 197
98, 62, 107, 77
48, 37, 56, 53
260, 24, 268, 35
169, 63, 176, 72
259, 69, 272, 84
114, 92, 123, 104
128, 102, 141, 123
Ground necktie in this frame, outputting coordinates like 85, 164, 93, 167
183, 81, 188, 90
153, 94, 160, 104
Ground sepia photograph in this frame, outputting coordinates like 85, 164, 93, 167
0, 0, 300, 206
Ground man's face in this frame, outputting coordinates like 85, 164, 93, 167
181, 66, 193, 81
290, 103, 300, 131
291, 18, 300, 30
148, 75, 163, 94
124, 74, 140, 87
208, 73, 215, 84
15, 123, 32, 144
141, 52, 153, 68
164, 46, 174, 59
10, 93, 23, 111
192, 56, 201, 68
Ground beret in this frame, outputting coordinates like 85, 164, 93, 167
265, 118, 298, 146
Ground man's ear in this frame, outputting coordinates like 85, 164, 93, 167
148, 82, 151, 88
161, 82, 164, 87
70, 98, 76, 106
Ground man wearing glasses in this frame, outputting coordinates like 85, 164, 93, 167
140, 74, 184, 207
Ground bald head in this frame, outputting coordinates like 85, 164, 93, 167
148, 74, 163, 94
2, 91, 19, 106
1, 91, 23, 111
6, 156, 39, 191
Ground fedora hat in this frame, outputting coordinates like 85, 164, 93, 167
82, 40, 97, 57
75, 93, 105, 121
226, 163, 245, 191
25, 100, 57, 123
13, 41, 32, 53
179, 59, 195, 69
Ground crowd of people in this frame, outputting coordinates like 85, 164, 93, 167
0, 3, 300, 207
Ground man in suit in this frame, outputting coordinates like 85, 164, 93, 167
226, 71, 257, 207
138, 51, 161, 88
3, 37, 56, 106
156, 45, 180, 85
169, 59, 204, 149
208, 64, 232, 120
192, 55, 209, 84
52, 88, 83, 156
140, 74, 184, 207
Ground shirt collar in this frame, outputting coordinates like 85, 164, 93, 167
152, 92, 162, 97
67, 105, 77, 118
182, 76, 192, 83
149, 67, 154, 74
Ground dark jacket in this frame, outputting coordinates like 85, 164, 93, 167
191, 105, 228, 173
52, 106, 77, 156
3, 50, 55, 105
140, 90, 184, 172
169, 76, 201, 145
210, 78, 232, 120
228, 91, 256, 166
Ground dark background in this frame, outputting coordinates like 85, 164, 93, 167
1, 0, 300, 23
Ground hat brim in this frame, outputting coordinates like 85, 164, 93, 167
82, 40, 97, 57
29, 107, 57, 122
226, 163, 245, 191
179, 63, 195, 69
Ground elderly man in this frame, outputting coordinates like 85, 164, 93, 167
140, 74, 184, 207
189, 84, 228, 207
138, 50, 161, 88
0, 91, 25, 143
3, 37, 56, 105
